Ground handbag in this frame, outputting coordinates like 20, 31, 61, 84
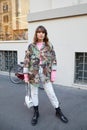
24, 82, 33, 108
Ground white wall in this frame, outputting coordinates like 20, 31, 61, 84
51, 0, 87, 9
29, 0, 51, 12
28, 16, 87, 87
29, 0, 87, 12
52, 0, 79, 8
0, 41, 28, 64
80, 0, 87, 4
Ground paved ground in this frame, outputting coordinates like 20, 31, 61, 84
0, 74, 87, 130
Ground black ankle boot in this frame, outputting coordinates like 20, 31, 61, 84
31, 106, 39, 126
55, 107, 68, 123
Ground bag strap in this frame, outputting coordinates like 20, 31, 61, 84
25, 83, 31, 99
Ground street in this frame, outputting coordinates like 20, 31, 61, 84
0, 74, 87, 130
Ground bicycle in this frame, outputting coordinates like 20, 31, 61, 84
9, 62, 44, 90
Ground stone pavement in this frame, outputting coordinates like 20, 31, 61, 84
0, 74, 87, 130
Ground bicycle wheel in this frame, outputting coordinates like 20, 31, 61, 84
9, 65, 24, 84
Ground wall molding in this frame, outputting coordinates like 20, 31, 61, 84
28, 3, 87, 22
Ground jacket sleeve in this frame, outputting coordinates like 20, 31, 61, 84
51, 45, 57, 71
23, 45, 31, 74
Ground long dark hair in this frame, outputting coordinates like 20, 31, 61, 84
33, 25, 50, 46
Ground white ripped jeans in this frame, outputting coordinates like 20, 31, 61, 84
30, 66, 59, 108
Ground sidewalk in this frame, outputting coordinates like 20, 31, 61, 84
0, 74, 87, 130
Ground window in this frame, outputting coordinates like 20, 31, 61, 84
74, 52, 87, 84
3, 3, 8, 12
0, 51, 17, 71
3, 15, 9, 23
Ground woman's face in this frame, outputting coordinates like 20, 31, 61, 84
36, 30, 45, 42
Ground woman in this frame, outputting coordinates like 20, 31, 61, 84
23, 25, 68, 126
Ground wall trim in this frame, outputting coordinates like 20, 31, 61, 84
0, 40, 28, 44
28, 3, 87, 22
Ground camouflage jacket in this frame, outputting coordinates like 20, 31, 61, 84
23, 42, 57, 84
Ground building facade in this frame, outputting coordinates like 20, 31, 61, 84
0, 0, 29, 72
27, 0, 87, 88
0, 0, 29, 40
0, 0, 87, 89
0, 0, 12, 40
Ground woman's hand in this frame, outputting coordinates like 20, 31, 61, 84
24, 74, 29, 83
51, 70, 56, 82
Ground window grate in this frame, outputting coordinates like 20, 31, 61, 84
0, 51, 17, 71
74, 52, 87, 84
